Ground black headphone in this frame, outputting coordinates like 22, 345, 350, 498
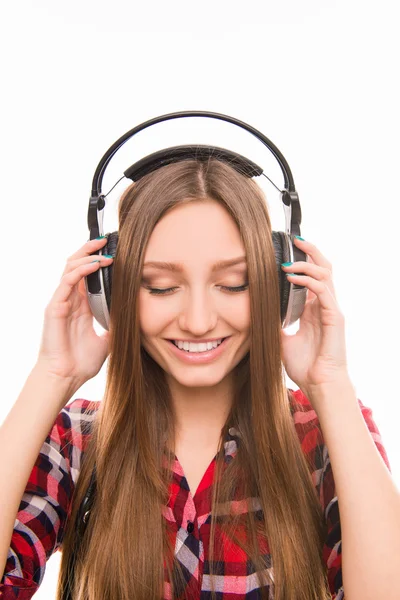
63, 111, 308, 598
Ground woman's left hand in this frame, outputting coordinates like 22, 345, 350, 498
280, 236, 350, 401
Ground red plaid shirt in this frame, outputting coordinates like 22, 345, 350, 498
0, 389, 392, 599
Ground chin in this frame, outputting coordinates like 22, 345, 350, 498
168, 366, 231, 387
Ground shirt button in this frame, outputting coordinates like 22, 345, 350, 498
187, 521, 194, 533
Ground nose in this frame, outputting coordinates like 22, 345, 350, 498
177, 286, 218, 336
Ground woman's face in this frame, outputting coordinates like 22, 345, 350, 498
139, 200, 251, 390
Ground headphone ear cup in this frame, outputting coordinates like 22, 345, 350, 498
102, 231, 119, 314
273, 231, 290, 325
273, 231, 307, 328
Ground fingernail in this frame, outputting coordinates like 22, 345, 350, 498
294, 235, 305, 241
95, 235, 106, 240
281, 262, 293, 267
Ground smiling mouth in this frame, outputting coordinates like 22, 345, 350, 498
167, 336, 228, 344
167, 337, 229, 351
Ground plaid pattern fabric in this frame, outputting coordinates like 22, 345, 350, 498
0, 389, 392, 599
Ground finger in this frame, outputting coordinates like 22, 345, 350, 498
67, 236, 109, 263
293, 236, 332, 271
304, 287, 317, 304
52, 260, 107, 306
285, 273, 340, 313
282, 261, 335, 297
61, 253, 113, 278
281, 261, 331, 278
62, 239, 112, 276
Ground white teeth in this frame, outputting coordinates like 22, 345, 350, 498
173, 339, 224, 352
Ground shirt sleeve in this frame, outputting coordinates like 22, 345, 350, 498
0, 398, 96, 599
316, 397, 392, 599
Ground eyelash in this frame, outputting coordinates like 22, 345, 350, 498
145, 283, 249, 295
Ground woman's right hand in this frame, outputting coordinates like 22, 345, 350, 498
35, 236, 114, 389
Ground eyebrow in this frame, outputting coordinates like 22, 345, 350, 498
143, 256, 247, 273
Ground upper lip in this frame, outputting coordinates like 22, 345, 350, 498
167, 336, 229, 343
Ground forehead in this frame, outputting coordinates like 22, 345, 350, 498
143, 201, 245, 266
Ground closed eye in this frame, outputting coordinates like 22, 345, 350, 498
145, 284, 249, 295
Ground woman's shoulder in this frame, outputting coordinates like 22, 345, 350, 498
49, 398, 101, 459
287, 387, 325, 458
287, 386, 391, 473
62, 397, 100, 420
287, 387, 318, 421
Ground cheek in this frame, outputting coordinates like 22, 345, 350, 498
139, 290, 171, 335
222, 296, 251, 330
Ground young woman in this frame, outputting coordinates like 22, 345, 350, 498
0, 158, 395, 600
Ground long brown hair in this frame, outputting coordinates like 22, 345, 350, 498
57, 158, 332, 599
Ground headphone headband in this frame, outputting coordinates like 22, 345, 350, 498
123, 144, 263, 181
90, 110, 296, 196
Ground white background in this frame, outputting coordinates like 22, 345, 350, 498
1, 0, 399, 596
